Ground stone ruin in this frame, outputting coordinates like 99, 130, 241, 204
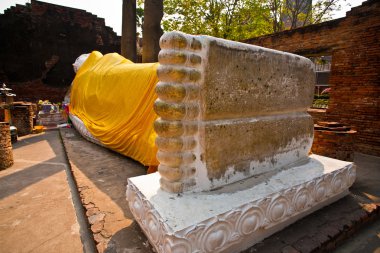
0, 122, 14, 170
126, 32, 356, 253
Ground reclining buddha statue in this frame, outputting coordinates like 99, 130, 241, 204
69, 51, 159, 171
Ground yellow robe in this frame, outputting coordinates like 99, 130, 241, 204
70, 51, 159, 166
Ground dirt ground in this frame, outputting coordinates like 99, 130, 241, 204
60, 128, 154, 253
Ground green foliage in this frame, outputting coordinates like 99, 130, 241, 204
136, 6, 144, 28
162, 0, 342, 40
312, 94, 330, 108
162, 0, 273, 40
136, 2, 145, 35
311, 0, 343, 23
312, 99, 329, 108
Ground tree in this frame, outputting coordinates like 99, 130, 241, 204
162, 0, 343, 40
265, 0, 284, 33
121, 0, 137, 62
285, 0, 313, 29
136, 6, 145, 36
142, 0, 163, 63
310, 0, 342, 24
163, 0, 275, 40
269, 0, 342, 32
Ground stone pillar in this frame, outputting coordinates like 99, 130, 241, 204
11, 103, 34, 136
155, 31, 315, 193
0, 122, 14, 170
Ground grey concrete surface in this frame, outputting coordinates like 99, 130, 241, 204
350, 153, 380, 203
332, 153, 380, 253
0, 131, 85, 253
333, 218, 380, 253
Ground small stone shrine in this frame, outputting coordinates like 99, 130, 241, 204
0, 83, 16, 123
312, 121, 357, 162
0, 84, 18, 142
126, 32, 356, 253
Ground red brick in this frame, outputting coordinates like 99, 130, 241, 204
246, 0, 380, 157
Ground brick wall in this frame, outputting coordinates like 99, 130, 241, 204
0, 0, 121, 102
245, 0, 380, 156
307, 108, 327, 124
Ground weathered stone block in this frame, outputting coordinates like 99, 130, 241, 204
202, 39, 314, 120
155, 31, 315, 193
127, 32, 356, 253
200, 114, 313, 182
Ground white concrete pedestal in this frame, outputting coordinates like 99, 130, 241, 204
126, 155, 355, 253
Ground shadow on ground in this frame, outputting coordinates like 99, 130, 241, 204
0, 132, 65, 200
104, 222, 152, 253
0, 130, 84, 252
0, 163, 63, 199
350, 153, 380, 204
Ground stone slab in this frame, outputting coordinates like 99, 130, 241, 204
127, 155, 355, 253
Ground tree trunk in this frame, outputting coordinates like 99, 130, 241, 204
121, 0, 137, 62
142, 0, 163, 63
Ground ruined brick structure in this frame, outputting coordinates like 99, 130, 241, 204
11, 103, 34, 136
245, 0, 380, 156
312, 122, 357, 161
308, 108, 327, 124
0, 0, 120, 102
0, 122, 14, 170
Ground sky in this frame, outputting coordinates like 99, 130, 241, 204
0, 0, 366, 36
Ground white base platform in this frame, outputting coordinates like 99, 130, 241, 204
126, 155, 355, 253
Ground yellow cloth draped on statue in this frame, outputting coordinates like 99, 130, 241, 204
70, 51, 159, 166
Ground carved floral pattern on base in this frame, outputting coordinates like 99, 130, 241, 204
126, 164, 355, 253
